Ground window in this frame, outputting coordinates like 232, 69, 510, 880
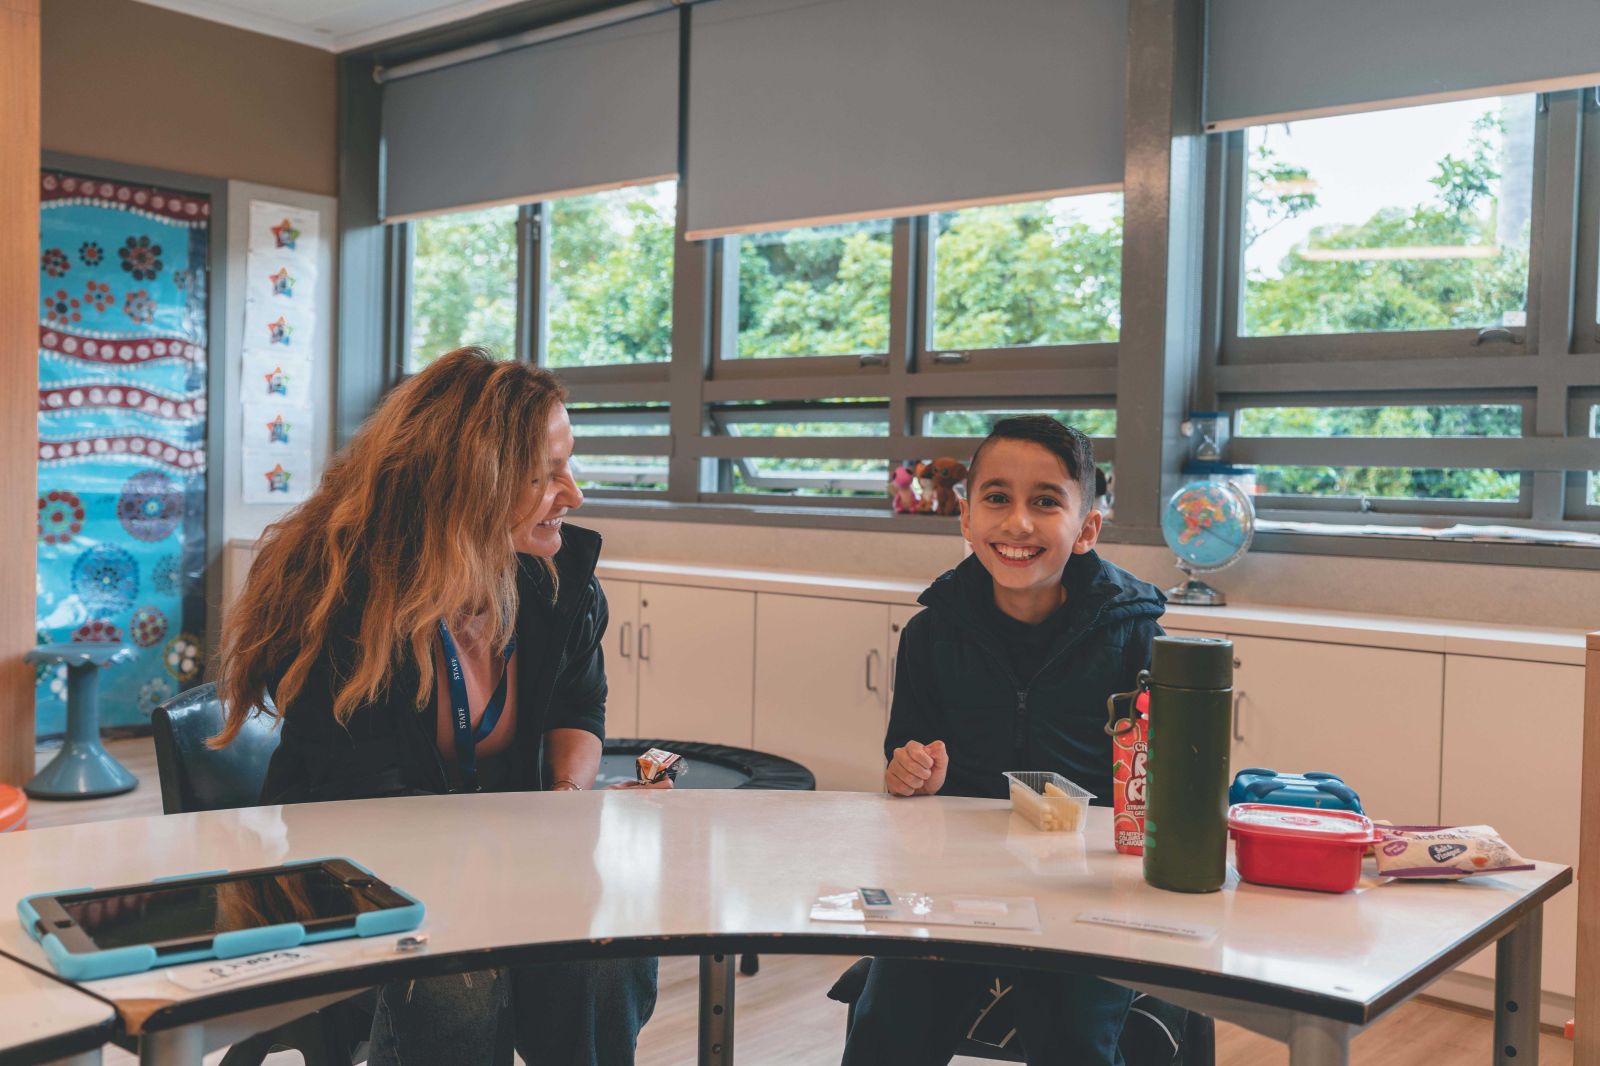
924, 406, 1118, 437
715, 403, 889, 497
1253, 467, 1521, 502
1240, 96, 1534, 338
931, 192, 1123, 350
407, 205, 519, 371
569, 403, 670, 494
545, 181, 676, 368
1237, 404, 1521, 438
733, 220, 893, 359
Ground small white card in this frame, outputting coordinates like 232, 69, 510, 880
811, 888, 1040, 931
1075, 911, 1217, 941
167, 948, 318, 991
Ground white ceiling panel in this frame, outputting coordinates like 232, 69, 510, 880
131, 0, 534, 52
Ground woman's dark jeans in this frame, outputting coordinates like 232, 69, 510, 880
368, 956, 658, 1066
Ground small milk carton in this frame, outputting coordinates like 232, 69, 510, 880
1106, 686, 1151, 855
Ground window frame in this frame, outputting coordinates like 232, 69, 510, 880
1200, 89, 1600, 537
348, 7, 1600, 568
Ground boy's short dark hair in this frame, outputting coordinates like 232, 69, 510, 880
966, 416, 1097, 512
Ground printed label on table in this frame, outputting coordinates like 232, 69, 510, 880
812, 888, 1040, 931
167, 948, 319, 991
1075, 911, 1216, 941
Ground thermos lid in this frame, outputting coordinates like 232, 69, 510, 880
1151, 635, 1233, 689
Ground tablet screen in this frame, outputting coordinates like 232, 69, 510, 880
60, 865, 384, 950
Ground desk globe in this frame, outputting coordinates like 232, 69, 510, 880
1159, 479, 1255, 606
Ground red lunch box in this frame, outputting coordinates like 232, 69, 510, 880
1227, 803, 1381, 893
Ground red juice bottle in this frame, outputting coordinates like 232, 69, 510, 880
1105, 680, 1151, 855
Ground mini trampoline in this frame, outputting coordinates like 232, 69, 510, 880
596, 739, 816, 792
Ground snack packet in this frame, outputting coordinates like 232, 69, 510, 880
1375, 824, 1534, 880
636, 747, 685, 785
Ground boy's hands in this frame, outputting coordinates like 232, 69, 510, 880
885, 739, 948, 797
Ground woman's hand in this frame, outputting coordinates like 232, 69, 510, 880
885, 739, 948, 797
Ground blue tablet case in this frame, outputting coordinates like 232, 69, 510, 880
18, 857, 425, 982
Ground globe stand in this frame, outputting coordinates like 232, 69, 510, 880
1166, 563, 1227, 607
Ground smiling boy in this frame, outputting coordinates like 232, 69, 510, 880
842, 416, 1165, 1066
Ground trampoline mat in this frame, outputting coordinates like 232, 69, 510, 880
595, 739, 815, 791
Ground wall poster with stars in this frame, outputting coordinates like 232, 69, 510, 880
35, 170, 210, 733
240, 200, 317, 504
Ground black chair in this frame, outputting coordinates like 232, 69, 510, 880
150, 684, 373, 1066
150, 683, 280, 814
828, 957, 1215, 1065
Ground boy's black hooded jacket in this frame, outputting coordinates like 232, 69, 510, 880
886, 550, 1165, 802
259, 525, 610, 804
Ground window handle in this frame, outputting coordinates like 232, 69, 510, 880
933, 351, 969, 365
1474, 327, 1521, 345
858, 353, 887, 368
619, 621, 632, 659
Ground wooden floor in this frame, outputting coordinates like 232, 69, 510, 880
35, 738, 1576, 1066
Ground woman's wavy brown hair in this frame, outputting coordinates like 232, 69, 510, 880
214, 347, 567, 745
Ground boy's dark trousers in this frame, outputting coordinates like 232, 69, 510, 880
841, 956, 1133, 1066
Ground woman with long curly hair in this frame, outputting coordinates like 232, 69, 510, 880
219, 346, 661, 1066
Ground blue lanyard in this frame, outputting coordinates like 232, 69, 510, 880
437, 620, 516, 793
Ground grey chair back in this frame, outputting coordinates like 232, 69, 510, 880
150, 683, 279, 814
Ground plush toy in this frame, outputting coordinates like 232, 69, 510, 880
925, 457, 969, 516
913, 460, 937, 513
888, 465, 919, 513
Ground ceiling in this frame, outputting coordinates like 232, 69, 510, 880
131, 0, 533, 52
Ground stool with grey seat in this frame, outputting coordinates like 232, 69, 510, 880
151, 683, 375, 1066
26, 642, 138, 799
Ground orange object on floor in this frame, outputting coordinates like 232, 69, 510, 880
0, 783, 26, 832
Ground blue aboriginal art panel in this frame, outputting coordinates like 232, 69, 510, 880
35, 171, 209, 734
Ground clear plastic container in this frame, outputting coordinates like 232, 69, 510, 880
1005, 771, 1095, 833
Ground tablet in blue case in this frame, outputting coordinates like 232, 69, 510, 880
19, 857, 424, 982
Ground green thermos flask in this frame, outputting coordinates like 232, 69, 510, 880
1142, 636, 1235, 893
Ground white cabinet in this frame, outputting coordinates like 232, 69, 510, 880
1230, 636, 1444, 825
1441, 656, 1584, 998
636, 584, 756, 747
602, 579, 642, 737
753, 595, 890, 791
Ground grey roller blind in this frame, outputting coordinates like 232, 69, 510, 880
1207, 0, 1600, 131
684, 0, 1126, 240
382, 13, 679, 221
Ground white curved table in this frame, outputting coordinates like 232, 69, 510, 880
0, 953, 114, 1065
0, 790, 1570, 1065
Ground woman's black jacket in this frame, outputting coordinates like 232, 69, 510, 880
259, 525, 611, 804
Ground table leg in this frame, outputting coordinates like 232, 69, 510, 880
138, 1025, 202, 1066
699, 952, 735, 1066
1495, 906, 1543, 1066
1288, 1013, 1350, 1066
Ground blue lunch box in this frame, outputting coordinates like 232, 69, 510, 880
1228, 768, 1364, 814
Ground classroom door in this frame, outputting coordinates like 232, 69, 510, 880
35, 171, 210, 732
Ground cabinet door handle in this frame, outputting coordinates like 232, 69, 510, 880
1232, 690, 1245, 742
619, 621, 632, 659
638, 624, 651, 662
865, 649, 881, 693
